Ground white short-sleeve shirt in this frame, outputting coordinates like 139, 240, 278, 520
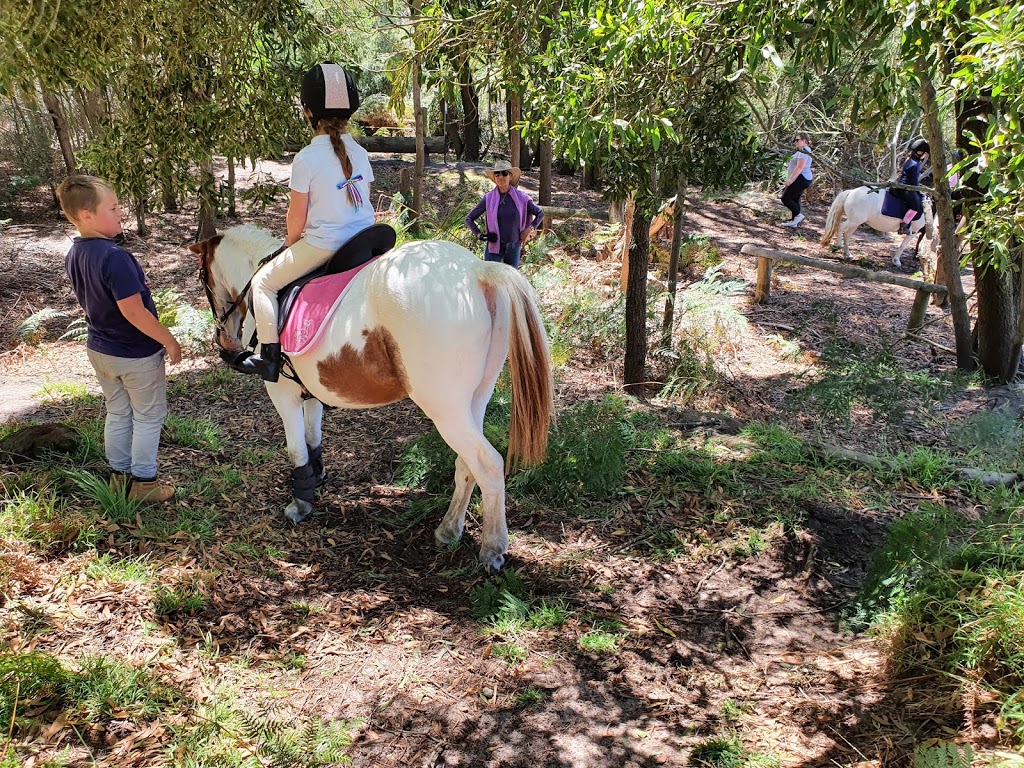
289, 133, 375, 250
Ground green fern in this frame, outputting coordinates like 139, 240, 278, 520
15, 308, 68, 344
912, 741, 974, 768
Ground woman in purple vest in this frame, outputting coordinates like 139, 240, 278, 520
466, 160, 544, 268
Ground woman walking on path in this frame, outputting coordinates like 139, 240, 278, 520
780, 132, 814, 228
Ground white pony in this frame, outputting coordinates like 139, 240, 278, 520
191, 225, 553, 571
820, 186, 934, 267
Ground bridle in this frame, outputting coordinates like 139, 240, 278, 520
197, 245, 285, 343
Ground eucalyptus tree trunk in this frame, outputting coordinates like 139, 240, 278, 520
624, 201, 652, 392
40, 85, 76, 174
957, 86, 1020, 380
508, 93, 521, 168
226, 156, 236, 217
410, 0, 424, 228
458, 63, 480, 162
134, 195, 150, 238
918, 68, 973, 371
662, 180, 687, 339
197, 158, 217, 241
539, 139, 552, 206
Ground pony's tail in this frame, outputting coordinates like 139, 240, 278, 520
820, 189, 850, 246
492, 269, 553, 470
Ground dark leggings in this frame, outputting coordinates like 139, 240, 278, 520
781, 176, 812, 217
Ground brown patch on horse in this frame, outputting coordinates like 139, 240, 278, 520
316, 327, 408, 406
480, 278, 498, 321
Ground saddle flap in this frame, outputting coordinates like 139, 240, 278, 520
880, 190, 907, 219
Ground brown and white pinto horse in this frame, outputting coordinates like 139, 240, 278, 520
191, 225, 553, 571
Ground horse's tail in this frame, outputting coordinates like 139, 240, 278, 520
485, 268, 553, 470
820, 189, 850, 246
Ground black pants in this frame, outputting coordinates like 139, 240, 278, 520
781, 176, 812, 217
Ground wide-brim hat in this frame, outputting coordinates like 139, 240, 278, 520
485, 160, 521, 185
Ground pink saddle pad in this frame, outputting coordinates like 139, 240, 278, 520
280, 258, 377, 356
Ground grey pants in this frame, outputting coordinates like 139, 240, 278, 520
87, 348, 168, 479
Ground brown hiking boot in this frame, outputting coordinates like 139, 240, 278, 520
128, 477, 175, 504
109, 472, 129, 494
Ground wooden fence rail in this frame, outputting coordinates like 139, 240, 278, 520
740, 244, 947, 333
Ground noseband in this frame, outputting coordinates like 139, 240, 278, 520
198, 245, 286, 340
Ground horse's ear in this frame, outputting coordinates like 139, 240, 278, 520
189, 234, 224, 259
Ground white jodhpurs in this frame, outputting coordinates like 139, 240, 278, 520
251, 238, 334, 344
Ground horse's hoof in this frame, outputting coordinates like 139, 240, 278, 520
285, 498, 314, 523
479, 550, 506, 572
434, 524, 463, 547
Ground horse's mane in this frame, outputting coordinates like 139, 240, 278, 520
220, 224, 282, 266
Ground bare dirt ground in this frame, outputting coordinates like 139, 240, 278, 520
0, 157, 1009, 767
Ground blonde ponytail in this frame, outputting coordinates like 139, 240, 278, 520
321, 117, 354, 179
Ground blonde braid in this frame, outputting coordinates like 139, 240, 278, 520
321, 117, 353, 179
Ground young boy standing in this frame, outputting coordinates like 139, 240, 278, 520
56, 175, 181, 503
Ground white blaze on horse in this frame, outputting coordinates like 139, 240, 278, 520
190, 225, 553, 571
820, 186, 935, 267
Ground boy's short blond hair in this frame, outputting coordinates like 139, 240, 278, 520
56, 175, 114, 221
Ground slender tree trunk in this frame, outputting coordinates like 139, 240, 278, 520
134, 195, 150, 238
77, 87, 104, 137
662, 181, 687, 339
226, 156, 236, 217
624, 200, 652, 393
582, 161, 600, 190
410, 3, 425, 230
442, 99, 463, 158
956, 87, 1019, 379
197, 158, 217, 241
40, 85, 76, 174
508, 93, 521, 168
459, 63, 480, 162
919, 68, 973, 370
539, 139, 552, 206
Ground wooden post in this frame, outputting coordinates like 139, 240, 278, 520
908, 289, 930, 333
754, 257, 773, 303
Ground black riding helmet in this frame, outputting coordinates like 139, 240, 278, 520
300, 63, 360, 130
910, 137, 930, 156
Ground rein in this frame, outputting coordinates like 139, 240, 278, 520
198, 244, 286, 336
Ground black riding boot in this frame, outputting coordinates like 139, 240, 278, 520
229, 343, 282, 382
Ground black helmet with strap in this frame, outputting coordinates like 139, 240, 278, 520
301, 63, 360, 129
910, 137, 930, 156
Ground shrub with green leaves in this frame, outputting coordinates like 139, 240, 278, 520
509, 395, 630, 506
0, 652, 74, 732
855, 507, 1024, 743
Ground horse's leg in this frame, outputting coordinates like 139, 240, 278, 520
265, 381, 316, 522
434, 456, 476, 547
431, 414, 508, 571
302, 398, 326, 484
839, 222, 855, 260
892, 233, 914, 267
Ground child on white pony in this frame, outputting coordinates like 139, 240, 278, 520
892, 138, 930, 234
228, 63, 374, 382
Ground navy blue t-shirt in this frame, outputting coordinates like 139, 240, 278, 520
65, 237, 164, 358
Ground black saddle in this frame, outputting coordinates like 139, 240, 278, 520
277, 224, 397, 334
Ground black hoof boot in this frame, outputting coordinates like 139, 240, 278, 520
230, 343, 281, 382
307, 443, 326, 486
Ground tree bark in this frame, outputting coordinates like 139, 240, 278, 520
40, 85, 76, 174
508, 93, 521, 168
458, 63, 480, 162
411, 8, 425, 230
196, 157, 217, 241
226, 156, 236, 217
134, 195, 150, 238
662, 182, 687, 339
624, 201, 652, 393
539, 139, 552, 207
957, 91, 1019, 380
919, 68, 974, 370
